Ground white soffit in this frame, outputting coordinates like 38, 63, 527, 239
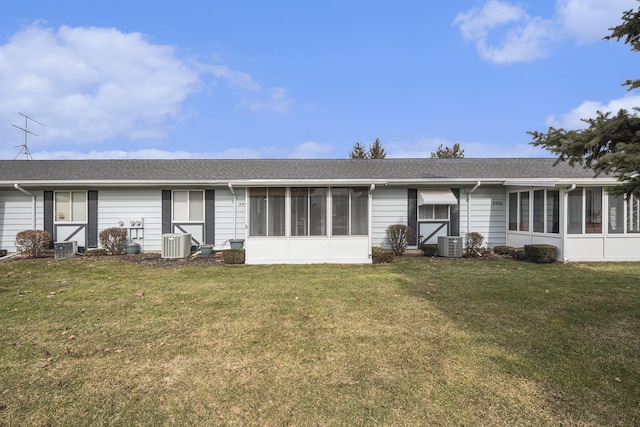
418, 189, 457, 205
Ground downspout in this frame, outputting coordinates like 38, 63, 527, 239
467, 181, 481, 234
369, 184, 375, 258
14, 184, 36, 229
228, 183, 237, 240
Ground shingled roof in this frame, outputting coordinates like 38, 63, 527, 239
0, 158, 602, 184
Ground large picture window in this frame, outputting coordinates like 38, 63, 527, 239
510, 189, 559, 234
55, 191, 87, 223
250, 188, 285, 236
173, 190, 204, 222
291, 188, 327, 236
332, 187, 369, 236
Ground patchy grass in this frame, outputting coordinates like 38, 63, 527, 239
0, 257, 639, 426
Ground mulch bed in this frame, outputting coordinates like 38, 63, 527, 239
3, 251, 226, 268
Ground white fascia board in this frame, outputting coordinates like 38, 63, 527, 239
1, 180, 230, 188
504, 178, 620, 187
228, 179, 389, 187
383, 179, 504, 186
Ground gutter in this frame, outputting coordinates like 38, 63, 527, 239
14, 184, 36, 229
467, 181, 481, 234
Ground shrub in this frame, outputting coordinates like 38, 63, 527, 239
494, 245, 513, 255
464, 232, 484, 258
371, 246, 394, 264
84, 248, 107, 256
510, 248, 527, 261
15, 230, 51, 258
524, 244, 557, 263
419, 243, 438, 257
386, 224, 413, 256
223, 249, 245, 264
99, 227, 128, 255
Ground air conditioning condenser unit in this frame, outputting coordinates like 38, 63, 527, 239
161, 233, 192, 259
438, 236, 462, 258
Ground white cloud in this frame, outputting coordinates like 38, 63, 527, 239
386, 137, 549, 158
287, 141, 333, 158
556, 0, 637, 44
454, 0, 637, 64
0, 23, 293, 156
545, 94, 640, 129
453, 0, 552, 64
245, 87, 294, 114
0, 24, 200, 146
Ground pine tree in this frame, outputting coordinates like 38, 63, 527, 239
430, 143, 465, 158
368, 138, 386, 159
349, 142, 367, 159
349, 138, 387, 159
530, 4, 640, 196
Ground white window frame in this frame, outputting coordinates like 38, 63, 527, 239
172, 190, 205, 223
54, 190, 88, 224
418, 204, 450, 221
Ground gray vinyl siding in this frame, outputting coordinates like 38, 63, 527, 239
97, 189, 163, 251
460, 186, 507, 247
214, 187, 246, 249
371, 187, 408, 249
0, 190, 44, 253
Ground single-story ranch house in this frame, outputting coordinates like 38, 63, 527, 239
1, 158, 638, 263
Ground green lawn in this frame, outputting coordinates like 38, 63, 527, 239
1, 256, 639, 426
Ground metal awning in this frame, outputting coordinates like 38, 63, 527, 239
418, 188, 457, 205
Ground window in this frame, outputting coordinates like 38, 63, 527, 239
585, 187, 602, 233
508, 191, 530, 231
519, 192, 529, 231
609, 194, 624, 234
55, 191, 87, 223
533, 190, 544, 232
510, 189, 559, 234
250, 188, 285, 236
627, 194, 640, 233
173, 190, 204, 222
291, 187, 327, 236
568, 187, 603, 234
332, 187, 369, 236
546, 190, 560, 234
509, 192, 518, 231
418, 205, 450, 220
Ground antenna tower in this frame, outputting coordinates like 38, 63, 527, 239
12, 112, 44, 160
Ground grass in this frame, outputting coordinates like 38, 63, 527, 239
1, 256, 639, 426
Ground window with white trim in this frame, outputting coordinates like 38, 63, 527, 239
55, 191, 87, 223
291, 187, 327, 236
418, 205, 449, 221
331, 187, 369, 236
172, 190, 204, 222
628, 194, 640, 233
249, 187, 285, 236
510, 189, 559, 234
568, 187, 602, 234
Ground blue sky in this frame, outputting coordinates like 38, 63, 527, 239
0, 0, 638, 160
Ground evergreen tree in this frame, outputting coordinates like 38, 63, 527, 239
368, 138, 386, 159
349, 142, 367, 159
530, 3, 640, 196
430, 143, 465, 158
349, 138, 387, 159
